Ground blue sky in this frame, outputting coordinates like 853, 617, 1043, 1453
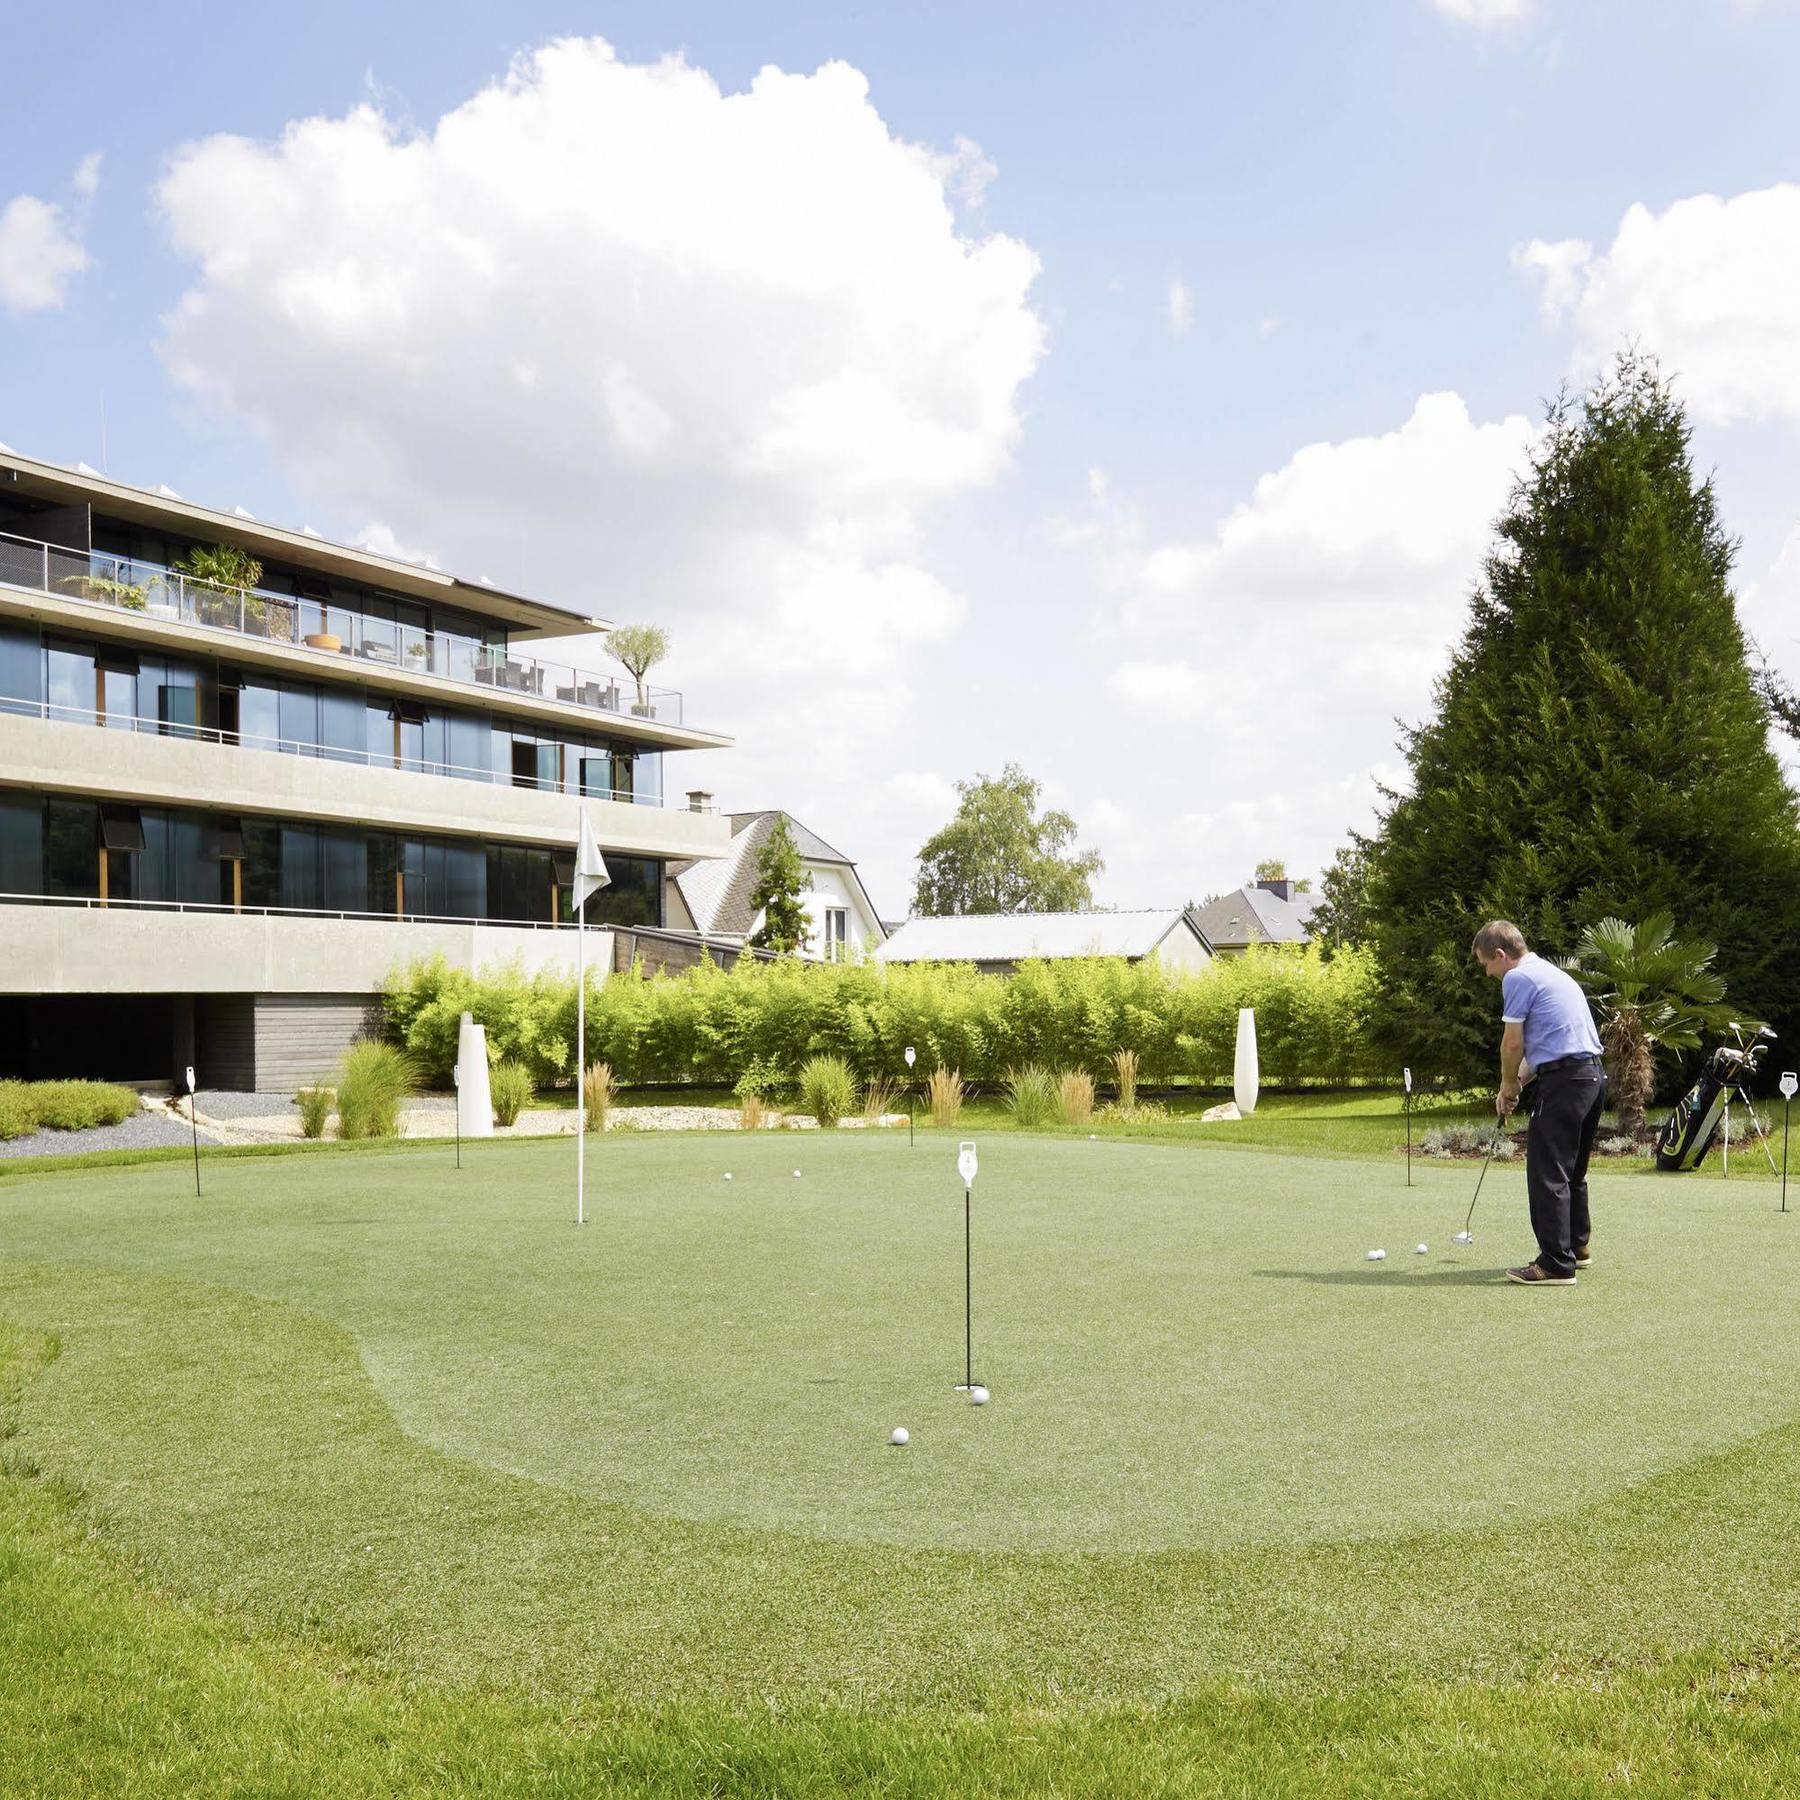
6, 1, 1800, 910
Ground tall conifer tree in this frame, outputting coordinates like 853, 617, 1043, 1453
747, 816, 811, 954
1362, 353, 1800, 1082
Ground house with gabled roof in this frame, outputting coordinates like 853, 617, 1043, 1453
667, 809, 887, 962
1189, 878, 1321, 955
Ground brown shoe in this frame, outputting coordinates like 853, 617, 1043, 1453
1574, 1245, 1592, 1270
1507, 1262, 1577, 1286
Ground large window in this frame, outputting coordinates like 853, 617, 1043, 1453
45, 639, 95, 726
0, 785, 651, 927
565, 852, 662, 928
44, 798, 98, 897
0, 627, 40, 715
0, 791, 42, 894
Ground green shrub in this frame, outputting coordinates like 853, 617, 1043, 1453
335, 1041, 415, 1140
489, 1061, 534, 1128
295, 1088, 334, 1139
382, 938, 1389, 1094
27, 1080, 137, 1131
0, 1081, 34, 1140
1005, 1064, 1058, 1130
797, 1054, 857, 1127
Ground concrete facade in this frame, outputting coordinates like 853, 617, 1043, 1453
0, 713, 732, 860
0, 900, 613, 996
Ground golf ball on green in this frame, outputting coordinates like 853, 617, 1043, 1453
970, 1386, 990, 1405
1367, 1248, 1387, 1261
890, 1427, 909, 1446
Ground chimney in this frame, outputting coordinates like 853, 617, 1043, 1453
1254, 878, 1294, 902
686, 790, 714, 814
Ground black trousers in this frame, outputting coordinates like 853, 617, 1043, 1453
1525, 1059, 1607, 1277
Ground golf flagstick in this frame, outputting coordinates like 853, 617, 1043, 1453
953, 1141, 979, 1390
1782, 1073, 1797, 1213
572, 806, 611, 1227
1403, 1066, 1412, 1187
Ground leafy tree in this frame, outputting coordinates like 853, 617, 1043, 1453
1312, 837, 1375, 955
1254, 858, 1286, 882
1358, 352, 1800, 1083
1569, 913, 1736, 1138
912, 764, 1103, 915
747, 816, 810, 954
607, 624, 669, 709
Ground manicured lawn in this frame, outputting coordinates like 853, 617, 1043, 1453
6, 1129, 1800, 1791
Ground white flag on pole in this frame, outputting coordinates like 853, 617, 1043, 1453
574, 807, 611, 915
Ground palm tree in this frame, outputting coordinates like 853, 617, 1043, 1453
1569, 914, 1737, 1139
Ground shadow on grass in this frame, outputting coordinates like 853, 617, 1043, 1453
1253, 1266, 1511, 1286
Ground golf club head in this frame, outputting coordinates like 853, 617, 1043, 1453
1453, 1230, 1474, 1245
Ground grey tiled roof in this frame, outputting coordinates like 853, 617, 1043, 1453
1190, 885, 1321, 948
672, 811, 881, 943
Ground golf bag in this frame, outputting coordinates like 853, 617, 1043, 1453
1655, 1024, 1777, 1172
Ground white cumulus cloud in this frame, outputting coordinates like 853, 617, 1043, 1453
153, 38, 1046, 892
1516, 183, 1800, 425
1168, 277, 1193, 337
1429, 0, 1532, 22
1080, 393, 1538, 898
0, 193, 89, 312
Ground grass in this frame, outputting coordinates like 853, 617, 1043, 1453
8, 1131, 1800, 1790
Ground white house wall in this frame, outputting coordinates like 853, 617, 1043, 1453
1154, 929, 1214, 974
801, 864, 881, 959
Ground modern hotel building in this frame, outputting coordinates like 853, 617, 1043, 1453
0, 449, 733, 1089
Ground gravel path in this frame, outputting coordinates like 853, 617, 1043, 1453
0, 1110, 199, 1160
194, 1089, 298, 1120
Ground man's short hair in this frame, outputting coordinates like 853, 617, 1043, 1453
1471, 920, 1528, 959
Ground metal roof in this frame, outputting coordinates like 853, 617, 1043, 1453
876, 909, 1209, 964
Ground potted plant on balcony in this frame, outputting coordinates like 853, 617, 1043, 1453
56, 572, 150, 610
607, 624, 669, 718
171, 543, 294, 641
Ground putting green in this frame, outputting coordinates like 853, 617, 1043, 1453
3, 1131, 1797, 1555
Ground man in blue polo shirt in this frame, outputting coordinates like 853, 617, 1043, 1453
1472, 920, 1607, 1286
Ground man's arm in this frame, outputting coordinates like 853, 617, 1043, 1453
1497, 1021, 1525, 1117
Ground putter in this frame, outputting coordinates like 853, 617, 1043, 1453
1454, 1133, 1501, 1244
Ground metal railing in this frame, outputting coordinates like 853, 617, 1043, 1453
0, 696, 695, 809
0, 888, 606, 931
0, 528, 684, 725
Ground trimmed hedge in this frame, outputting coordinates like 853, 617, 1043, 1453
383, 945, 1388, 1092
0, 1079, 138, 1139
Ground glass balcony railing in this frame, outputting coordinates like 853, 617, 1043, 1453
0, 528, 684, 726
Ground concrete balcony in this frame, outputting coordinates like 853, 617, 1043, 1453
0, 571, 728, 752
0, 898, 610, 996
0, 711, 733, 859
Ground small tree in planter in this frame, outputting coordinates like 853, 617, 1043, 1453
607, 624, 669, 715
171, 543, 291, 638
1571, 913, 1737, 1139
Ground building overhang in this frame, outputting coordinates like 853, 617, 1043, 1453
0, 449, 600, 642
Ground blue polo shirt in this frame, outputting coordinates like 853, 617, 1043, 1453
1501, 953, 1603, 1068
